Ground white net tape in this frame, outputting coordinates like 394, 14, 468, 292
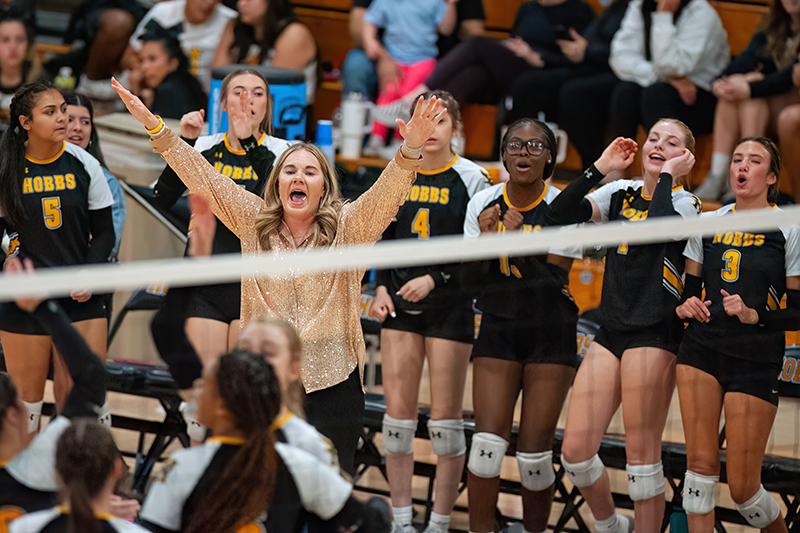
1, 203, 799, 300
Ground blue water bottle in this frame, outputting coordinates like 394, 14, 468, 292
316, 120, 335, 165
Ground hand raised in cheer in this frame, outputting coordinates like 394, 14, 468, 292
396, 96, 447, 151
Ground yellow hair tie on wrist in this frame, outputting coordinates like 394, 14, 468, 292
146, 116, 164, 134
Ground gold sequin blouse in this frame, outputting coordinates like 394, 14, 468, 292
150, 128, 421, 392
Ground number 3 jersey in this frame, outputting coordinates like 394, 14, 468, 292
586, 179, 701, 331
683, 204, 800, 362
6, 142, 114, 268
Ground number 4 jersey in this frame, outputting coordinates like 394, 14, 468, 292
684, 204, 800, 362
7, 142, 114, 268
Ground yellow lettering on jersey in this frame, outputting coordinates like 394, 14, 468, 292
732, 232, 743, 246
618, 243, 629, 255
221, 165, 233, 177
721, 249, 741, 282
24, 174, 76, 193
755, 234, 765, 246
712, 232, 765, 248
429, 187, 439, 203
54, 174, 65, 190
243, 166, 253, 180
190, 48, 201, 77
412, 208, 430, 239
439, 188, 449, 204
0, 507, 24, 532
419, 186, 430, 202
214, 161, 223, 172
22, 177, 32, 193
43, 175, 54, 192
743, 233, 754, 246
406, 185, 450, 204
65, 174, 76, 189
621, 199, 648, 221
32, 176, 43, 192
723, 233, 734, 245
409, 186, 420, 201
712, 233, 722, 244
232, 167, 243, 181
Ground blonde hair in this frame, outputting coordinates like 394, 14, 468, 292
249, 316, 305, 416
220, 68, 273, 135
652, 118, 695, 154
254, 143, 343, 251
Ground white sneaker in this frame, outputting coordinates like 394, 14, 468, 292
379, 139, 403, 160
362, 135, 385, 157
391, 522, 416, 533
619, 514, 634, 533
422, 522, 447, 533
373, 100, 411, 127
77, 74, 118, 101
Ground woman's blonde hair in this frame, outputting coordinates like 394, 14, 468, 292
249, 316, 305, 416
255, 143, 343, 251
220, 67, 273, 135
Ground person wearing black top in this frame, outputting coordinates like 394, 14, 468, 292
132, 29, 206, 120
503, 0, 630, 125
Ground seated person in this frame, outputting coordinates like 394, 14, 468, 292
212, 0, 317, 105
130, 30, 207, 119
0, 14, 39, 116
341, 0, 486, 100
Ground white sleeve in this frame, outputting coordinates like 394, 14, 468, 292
586, 181, 626, 223
609, 1, 657, 86
683, 234, 703, 264
673, 193, 702, 219
463, 195, 483, 239
277, 443, 353, 521
84, 154, 115, 210
650, 4, 720, 80
785, 225, 800, 277
6, 417, 70, 492
9, 508, 60, 533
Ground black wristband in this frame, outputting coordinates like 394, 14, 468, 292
429, 271, 449, 287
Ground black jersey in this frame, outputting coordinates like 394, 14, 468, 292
463, 182, 581, 319
5, 142, 114, 268
378, 156, 490, 312
0, 417, 71, 524
9, 507, 149, 533
586, 180, 702, 331
140, 438, 352, 533
683, 204, 800, 363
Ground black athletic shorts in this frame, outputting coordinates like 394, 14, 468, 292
593, 320, 683, 360
183, 282, 241, 324
381, 304, 474, 344
0, 295, 106, 335
677, 334, 781, 405
472, 305, 579, 367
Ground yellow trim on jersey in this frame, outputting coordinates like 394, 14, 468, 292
767, 290, 780, 311
663, 264, 683, 297
0, 461, 6, 468
208, 436, 246, 445
641, 185, 684, 201
731, 204, 778, 212
419, 155, 459, 175
503, 183, 548, 212
224, 132, 267, 155
26, 142, 66, 165
55, 506, 116, 520
270, 412, 294, 431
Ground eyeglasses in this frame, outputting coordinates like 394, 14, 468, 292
505, 140, 546, 156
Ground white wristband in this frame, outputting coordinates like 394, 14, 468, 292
401, 141, 423, 156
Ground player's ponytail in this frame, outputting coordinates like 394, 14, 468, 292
0, 81, 57, 228
184, 350, 282, 533
56, 419, 119, 533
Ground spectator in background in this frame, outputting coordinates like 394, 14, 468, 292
130, 0, 236, 89
693, 0, 800, 201
212, 0, 317, 105
340, 0, 485, 100
777, 63, 800, 200
503, 0, 631, 126
559, 0, 729, 170
0, 0, 33, 28
371, 0, 595, 125
0, 14, 40, 114
130, 30, 207, 119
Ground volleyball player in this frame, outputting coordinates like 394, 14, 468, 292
371, 90, 489, 533
152, 67, 291, 365
676, 137, 799, 533
0, 82, 115, 430
551, 119, 702, 533
139, 350, 381, 533
0, 257, 107, 520
9, 420, 149, 533
462, 120, 637, 533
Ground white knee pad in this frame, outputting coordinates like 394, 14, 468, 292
467, 432, 508, 479
180, 401, 207, 442
23, 400, 43, 434
560, 454, 605, 488
382, 415, 416, 455
682, 471, 718, 515
735, 485, 780, 529
517, 450, 556, 491
98, 399, 112, 428
427, 419, 466, 457
626, 463, 665, 501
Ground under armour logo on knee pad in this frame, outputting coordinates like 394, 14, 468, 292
431, 431, 442, 438
387, 430, 400, 438
480, 450, 493, 458
687, 488, 700, 496
628, 475, 636, 482
529, 469, 541, 476
749, 513, 761, 520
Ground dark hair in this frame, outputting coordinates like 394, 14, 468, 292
0, 15, 34, 77
139, 33, 190, 73
763, 1, 800, 69
501, 118, 557, 180
56, 420, 119, 533
0, 81, 59, 228
184, 350, 282, 533
737, 136, 782, 201
640, 0, 691, 60
0, 373, 19, 427
231, 0, 296, 63
411, 90, 461, 125
62, 92, 107, 168
220, 67, 273, 135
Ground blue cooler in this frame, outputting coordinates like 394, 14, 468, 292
208, 65, 307, 140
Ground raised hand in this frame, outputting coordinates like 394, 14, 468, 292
396, 96, 446, 149
661, 149, 696, 179
5, 257, 45, 312
111, 77, 160, 131
180, 109, 205, 139
721, 289, 758, 324
676, 296, 711, 322
479, 204, 501, 234
228, 90, 253, 140
595, 137, 638, 175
